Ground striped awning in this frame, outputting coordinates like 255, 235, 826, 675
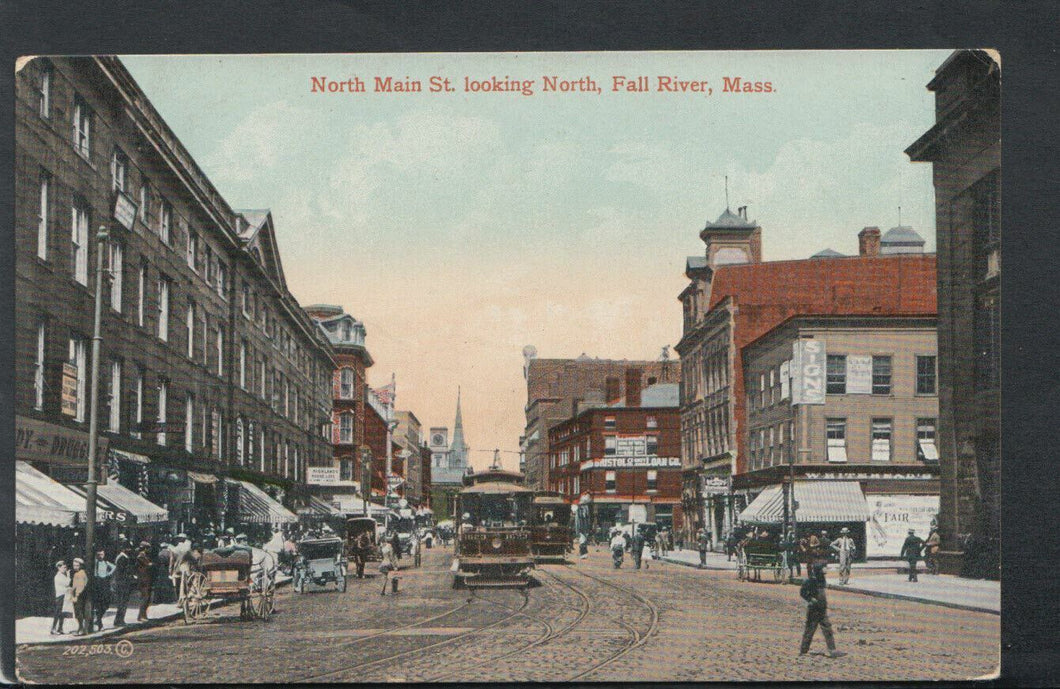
227, 479, 298, 524
739, 481, 870, 524
68, 481, 169, 524
332, 494, 392, 518
187, 471, 219, 484
297, 495, 342, 517
16, 461, 97, 527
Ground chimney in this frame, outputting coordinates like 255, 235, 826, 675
625, 368, 643, 408
738, 205, 747, 220
605, 376, 621, 404
859, 227, 881, 257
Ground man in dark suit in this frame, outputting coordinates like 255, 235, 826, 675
900, 529, 925, 582
799, 563, 840, 657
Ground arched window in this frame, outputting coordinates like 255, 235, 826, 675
340, 367, 355, 399
235, 417, 245, 465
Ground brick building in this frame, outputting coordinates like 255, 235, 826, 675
906, 50, 1000, 578
15, 56, 334, 535
676, 206, 937, 547
522, 352, 679, 492
547, 375, 682, 535
394, 409, 430, 507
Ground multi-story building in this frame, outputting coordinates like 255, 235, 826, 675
522, 352, 678, 492
365, 385, 403, 501
394, 410, 429, 507
427, 392, 471, 520
547, 374, 683, 536
676, 207, 937, 547
738, 315, 939, 558
15, 56, 334, 536
906, 49, 1000, 578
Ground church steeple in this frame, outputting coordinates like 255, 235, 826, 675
449, 388, 468, 470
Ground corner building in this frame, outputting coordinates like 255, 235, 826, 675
15, 56, 334, 535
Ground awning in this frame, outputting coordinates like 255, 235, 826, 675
332, 494, 391, 518
67, 481, 168, 524
739, 481, 871, 524
16, 461, 97, 527
187, 471, 219, 484
297, 495, 342, 517
110, 449, 150, 465
227, 479, 298, 524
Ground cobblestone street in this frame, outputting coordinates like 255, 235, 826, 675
16, 548, 998, 683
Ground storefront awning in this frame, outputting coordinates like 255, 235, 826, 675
187, 471, 219, 484
739, 481, 871, 525
332, 494, 391, 518
68, 481, 168, 524
297, 495, 342, 517
110, 449, 150, 465
16, 461, 97, 527
227, 479, 298, 524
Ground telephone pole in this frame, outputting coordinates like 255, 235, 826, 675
84, 226, 109, 625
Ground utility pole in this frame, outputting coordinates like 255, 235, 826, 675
361, 447, 372, 518
84, 226, 109, 626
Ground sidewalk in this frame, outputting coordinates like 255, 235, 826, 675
17, 572, 291, 646
657, 549, 999, 614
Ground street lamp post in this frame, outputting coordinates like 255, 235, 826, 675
84, 226, 109, 627
361, 448, 372, 518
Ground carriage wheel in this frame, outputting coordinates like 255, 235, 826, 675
182, 572, 208, 624
773, 564, 784, 582
256, 577, 276, 619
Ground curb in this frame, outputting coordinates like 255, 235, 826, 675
828, 583, 999, 615
17, 575, 294, 647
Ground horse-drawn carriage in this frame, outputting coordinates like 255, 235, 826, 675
293, 536, 348, 592
180, 546, 277, 623
737, 538, 785, 583
345, 517, 383, 578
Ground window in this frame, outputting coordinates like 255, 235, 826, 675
915, 355, 937, 395
108, 359, 121, 433
604, 435, 617, 456
646, 415, 657, 429
111, 149, 127, 192
259, 358, 266, 398
132, 369, 144, 439
603, 415, 616, 430
826, 355, 846, 394
185, 394, 194, 452
108, 241, 123, 312
760, 372, 766, 407
826, 418, 847, 463
65, 336, 87, 422
34, 323, 46, 410
139, 181, 150, 227
211, 409, 222, 459
972, 170, 1001, 281
37, 172, 50, 260
156, 379, 168, 446
216, 325, 224, 377
768, 427, 775, 464
38, 63, 51, 118
241, 282, 250, 317
186, 231, 198, 271
71, 199, 89, 285
216, 261, 227, 299
340, 413, 353, 443
157, 276, 170, 341
204, 244, 214, 286
605, 470, 617, 492
340, 368, 354, 398
236, 417, 245, 465
248, 422, 255, 465
186, 300, 195, 358
917, 418, 939, 462
646, 434, 659, 455
647, 470, 658, 491
284, 441, 290, 478
159, 199, 171, 245
72, 96, 91, 158
871, 356, 892, 395
239, 340, 247, 389
137, 262, 147, 327
871, 418, 892, 461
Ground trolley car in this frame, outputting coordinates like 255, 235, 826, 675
453, 467, 535, 588
530, 492, 573, 562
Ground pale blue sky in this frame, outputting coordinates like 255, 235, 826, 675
121, 50, 950, 468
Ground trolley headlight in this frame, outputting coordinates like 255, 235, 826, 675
491, 538, 503, 550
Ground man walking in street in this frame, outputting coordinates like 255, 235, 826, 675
831, 528, 856, 585
111, 542, 135, 627
900, 529, 925, 582
92, 547, 115, 632
135, 541, 155, 621
50, 561, 70, 635
697, 528, 711, 568
631, 529, 645, 570
799, 563, 840, 657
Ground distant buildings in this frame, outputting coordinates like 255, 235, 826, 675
428, 391, 471, 520
906, 49, 1000, 578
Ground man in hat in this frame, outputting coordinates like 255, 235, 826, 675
799, 563, 841, 657
900, 529, 925, 582
111, 542, 135, 627
830, 528, 856, 585
924, 524, 942, 575
50, 560, 71, 635
135, 541, 155, 621
92, 547, 115, 632
70, 558, 90, 635
817, 530, 832, 562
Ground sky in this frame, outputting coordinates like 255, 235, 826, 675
120, 50, 950, 471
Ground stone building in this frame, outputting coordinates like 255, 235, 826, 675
15, 56, 334, 535
906, 49, 1000, 578
394, 409, 429, 507
676, 207, 937, 547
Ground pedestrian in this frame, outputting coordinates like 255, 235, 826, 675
831, 528, 856, 585
578, 532, 589, 559
390, 531, 402, 562
92, 547, 115, 632
70, 558, 89, 635
818, 531, 832, 563
784, 531, 802, 581
135, 541, 155, 622
424, 530, 434, 550
900, 529, 925, 582
411, 533, 422, 568
654, 530, 665, 558
154, 540, 176, 604
725, 531, 738, 561
697, 528, 711, 568
799, 563, 840, 657
609, 530, 626, 569
50, 561, 70, 635
924, 526, 941, 575
111, 542, 135, 627
631, 529, 645, 570
379, 540, 397, 596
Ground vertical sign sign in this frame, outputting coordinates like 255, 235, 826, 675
61, 363, 78, 416
791, 339, 826, 405
780, 360, 791, 400
847, 355, 873, 394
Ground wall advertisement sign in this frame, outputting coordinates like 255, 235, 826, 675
61, 363, 78, 417
112, 191, 139, 231
846, 355, 873, 394
700, 475, 731, 495
584, 456, 680, 470
791, 339, 826, 405
307, 466, 341, 485
16, 415, 110, 468
866, 494, 939, 558
615, 436, 647, 456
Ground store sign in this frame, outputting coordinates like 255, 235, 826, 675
628, 504, 648, 523
585, 456, 680, 469
307, 467, 341, 485
779, 361, 791, 400
61, 363, 78, 417
866, 494, 939, 558
16, 416, 109, 467
847, 355, 873, 394
700, 475, 731, 495
791, 339, 825, 405
112, 192, 139, 231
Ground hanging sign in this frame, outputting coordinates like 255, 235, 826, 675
791, 339, 826, 405
61, 363, 78, 417
847, 355, 873, 394
112, 192, 139, 231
